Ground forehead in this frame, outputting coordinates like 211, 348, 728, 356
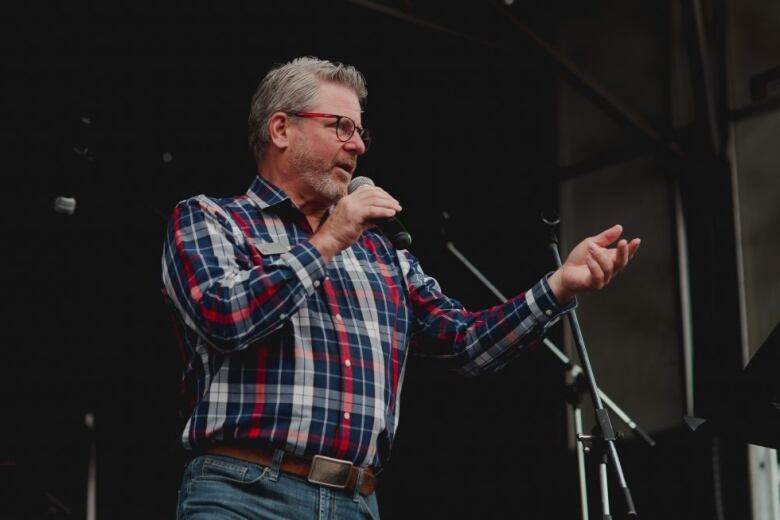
312, 82, 363, 121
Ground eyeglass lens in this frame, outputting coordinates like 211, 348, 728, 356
336, 117, 355, 141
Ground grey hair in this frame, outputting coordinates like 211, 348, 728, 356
248, 56, 368, 162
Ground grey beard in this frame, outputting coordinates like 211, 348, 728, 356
301, 169, 345, 204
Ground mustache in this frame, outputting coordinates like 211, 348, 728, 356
334, 158, 356, 173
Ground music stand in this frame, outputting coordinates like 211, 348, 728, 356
685, 321, 780, 449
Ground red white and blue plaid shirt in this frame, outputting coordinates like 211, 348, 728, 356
161, 176, 573, 469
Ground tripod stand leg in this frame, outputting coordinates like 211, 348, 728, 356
572, 404, 590, 520
600, 454, 611, 520
86, 412, 96, 520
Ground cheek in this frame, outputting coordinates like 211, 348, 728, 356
294, 134, 342, 168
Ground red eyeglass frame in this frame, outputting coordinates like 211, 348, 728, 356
289, 112, 370, 147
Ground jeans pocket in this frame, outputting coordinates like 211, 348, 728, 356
357, 494, 380, 520
195, 455, 269, 485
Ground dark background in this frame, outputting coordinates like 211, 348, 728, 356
2, 1, 776, 518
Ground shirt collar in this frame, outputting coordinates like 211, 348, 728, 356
246, 175, 292, 210
247, 175, 335, 226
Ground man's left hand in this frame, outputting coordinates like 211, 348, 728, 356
547, 224, 641, 304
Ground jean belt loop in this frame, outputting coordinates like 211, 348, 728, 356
269, 448, 284, 482
352, 467, 365, 501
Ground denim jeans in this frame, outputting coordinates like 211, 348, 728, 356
177, 452, 380, 519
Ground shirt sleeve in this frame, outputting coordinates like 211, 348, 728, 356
161, 196, 326, 353
399, 250, 576, 376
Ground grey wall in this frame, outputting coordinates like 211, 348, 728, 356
725, 0, 780, 359
556, 0, 684, 435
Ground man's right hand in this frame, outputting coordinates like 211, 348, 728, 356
310, 186, 402, 262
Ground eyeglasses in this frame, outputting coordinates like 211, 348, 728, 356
289, 112, 371, 150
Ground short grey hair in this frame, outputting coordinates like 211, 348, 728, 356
248, 56, 368, 161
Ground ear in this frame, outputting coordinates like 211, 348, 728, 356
268, 112, 293, 151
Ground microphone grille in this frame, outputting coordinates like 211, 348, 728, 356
348, 176, 375, 194
54, 196, 77, 215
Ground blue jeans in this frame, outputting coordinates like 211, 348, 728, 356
177, 452, 380, 519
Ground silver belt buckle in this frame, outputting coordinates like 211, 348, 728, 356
307, 455, 353, 489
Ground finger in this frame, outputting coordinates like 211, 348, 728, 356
627, 238, 641, 259
374, 188, 403, 210
586, 257, 605, 288
592, 224, 623, 247
614, 239, 629, 272
360, 191, 400, 206
360, 207, 396, 229
354, 189, 401, 210
352, 186, 387, 200
365, 186, 398, 203
589, 244, 614, 283
368, 197, 402, 212
369, 207, 398, 217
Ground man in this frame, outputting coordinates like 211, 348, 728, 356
162, 56, 640, 519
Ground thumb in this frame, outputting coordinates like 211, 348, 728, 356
592, 224, 623, 246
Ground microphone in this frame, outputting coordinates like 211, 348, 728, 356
348, 176, 412, 249
54, 115, 94, 216
54, 196, 77, 216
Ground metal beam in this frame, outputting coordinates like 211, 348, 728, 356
730, 95, 780, 122
345, 0, 684, 159
688, 0, 723, 154
486, 1, 683, 159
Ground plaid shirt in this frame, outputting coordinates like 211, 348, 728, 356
161, 176, 573, 468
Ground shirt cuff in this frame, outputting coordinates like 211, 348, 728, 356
281, 241, 326, 295
524, 273, 577, 325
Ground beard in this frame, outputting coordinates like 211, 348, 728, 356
289, 141, 350, 205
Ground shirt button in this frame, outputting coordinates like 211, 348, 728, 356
335, 314, 342, 321
544, 309, 553, 317
280, 313, 287, 320
344, 412, 350, 420
344, 359, 351, 367
313, 280, 321, 288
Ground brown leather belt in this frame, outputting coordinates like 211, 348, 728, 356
204, 445, 377, 497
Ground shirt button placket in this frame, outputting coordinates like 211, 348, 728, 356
322, 275, 353, 430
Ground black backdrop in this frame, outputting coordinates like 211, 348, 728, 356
0, 2, 663, 519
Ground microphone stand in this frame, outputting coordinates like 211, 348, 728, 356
543, 215, 637, 518
443, 214, 646, 519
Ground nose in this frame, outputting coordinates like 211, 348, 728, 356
343, 132, 367, 155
